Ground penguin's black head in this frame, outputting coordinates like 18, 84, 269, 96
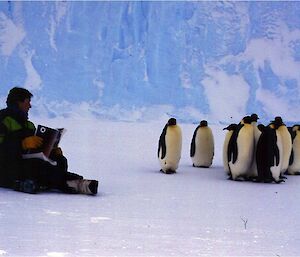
251, 113, 259, 122
292, 125, 300, 131
272, 116, 284, 127
269, 121, 280, 129
274, 116, 283, 123
200, 120, 208, 127
168, 118, 177, 126
257, 124, 266, 132
223, 123, 238, 131
242, 116, 252, 124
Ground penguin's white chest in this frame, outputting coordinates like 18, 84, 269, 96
159, 126, 182, 172
248, 124, 262, 178
229, 125, 254, 179
288, 132, 300, 174
278, 126, 292, 173
192, 128, 214, 167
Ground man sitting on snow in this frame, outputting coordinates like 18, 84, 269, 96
0, 87, 98, 195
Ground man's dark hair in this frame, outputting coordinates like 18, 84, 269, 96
6, 87, 33, 107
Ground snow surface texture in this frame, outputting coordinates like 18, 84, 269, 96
1, 2, 300, 255
0, 117, 300, 256
1, 2, 300, 124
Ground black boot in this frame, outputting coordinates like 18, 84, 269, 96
14, 179, 38, 194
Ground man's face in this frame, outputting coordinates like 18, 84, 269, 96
17, 98, 31, 113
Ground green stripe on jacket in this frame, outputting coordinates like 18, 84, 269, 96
0, 117, 35, 143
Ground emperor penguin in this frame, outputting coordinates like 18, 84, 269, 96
228, 116, 254, 181
248, 113, 262, 178
222, 123, 238, 176
190, 120, 214, 168
287, 125, 300, 175
273, 117, 292, 176
256, 123, 284, 183
158, 118, 182, 174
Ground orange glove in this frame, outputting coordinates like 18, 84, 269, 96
22, 136, 43, 150
51, 147, 63, 156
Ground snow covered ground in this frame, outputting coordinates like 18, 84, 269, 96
0, 117, 300, 257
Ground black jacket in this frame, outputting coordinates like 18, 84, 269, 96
0, 107, 35, 187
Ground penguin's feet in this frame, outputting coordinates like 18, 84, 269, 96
193, 164, 209, 168
232, 176, 246, 182
249, 176, 259, 182
244, 176, 254, 181
275, 179, 285, 184
251, 177, 261, 183
160, 169, 176, 174
279, 175, 287, 179
284, 169, 300, 175
260, 177, 273, 183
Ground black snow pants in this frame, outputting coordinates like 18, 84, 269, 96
21, 155, 83, 192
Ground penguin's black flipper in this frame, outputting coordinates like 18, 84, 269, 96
274, 146, 280, 167
190, 125, 200, 158
288, 126, 296, 141
227, 124, 242, 164
271, 128, 280, 167
289, 149, 294, 166
158, 124, 168, 159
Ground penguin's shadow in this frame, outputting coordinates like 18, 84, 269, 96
183, 164, 228, 181
147, 164, 228, 181
145, 168, 175, 175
